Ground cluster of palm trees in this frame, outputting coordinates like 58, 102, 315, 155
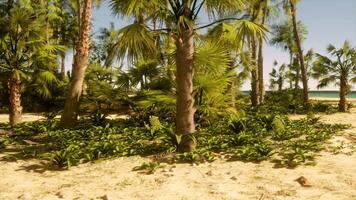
269, 41, 356, 112
0, 0, 355, 150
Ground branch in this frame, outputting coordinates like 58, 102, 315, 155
147, 26, 172, 33
194, 16, 247, 30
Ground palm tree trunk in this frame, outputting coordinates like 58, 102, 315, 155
278, 77, 283, 91
230, 79, 236, 107
288, 50, 294, 89
175, 28, 196, 152
76, 0, 81, 30
257, 38, 264, 103
295, 59, 300, 89
60, 0, 92, 126
61, 52, 66, 78
258, 12, 266, 103
290, 1, 308, 103
339, 75, 347, 112
250, 37, 260, 106
45, 0, 50, 44
9, 77, 22, 126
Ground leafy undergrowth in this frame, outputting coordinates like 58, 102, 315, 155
260, 89, 344, 114
0, 113, 350, 169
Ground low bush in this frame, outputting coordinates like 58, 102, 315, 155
0, 111, 350, 168
261, 89, 339, 114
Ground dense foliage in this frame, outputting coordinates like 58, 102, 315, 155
0, 110, 350, 169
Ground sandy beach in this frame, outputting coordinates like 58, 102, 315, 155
0, 108, 355, 200
310, 97, 356, 103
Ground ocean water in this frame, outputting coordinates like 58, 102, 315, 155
309, 91, 356, 98
241, 91, 356, 98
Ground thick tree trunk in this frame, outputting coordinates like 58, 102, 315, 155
9, 77, 22, 126
175, 28, 196, 152
290, 2, 308, 103
250, 38, 260, 106
60, 0, 92, 126
339, 76, 347, 112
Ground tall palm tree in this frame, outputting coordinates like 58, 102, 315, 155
50, 0, 79, 78
270, 20, 307, 89
312, 41, 356, 112
205, 20, 265, 108
283, 0, 308, 103
110, 0, 266, 152
60, 0, 93, 126
246, 0, 264, 106
0, 2, 61, 125
256, 0, 278, 103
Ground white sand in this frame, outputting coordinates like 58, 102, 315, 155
0, 111, 355, 200
0, 113, 44, 123
0, 114, 129, 123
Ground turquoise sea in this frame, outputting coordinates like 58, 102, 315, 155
309, 91, 356, 98
242, 91, 356, 99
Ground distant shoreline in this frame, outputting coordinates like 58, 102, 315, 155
241, 91, 356, 99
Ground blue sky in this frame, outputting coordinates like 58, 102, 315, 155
69, 0, 356, 90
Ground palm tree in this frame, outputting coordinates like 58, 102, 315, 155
304, 48, 315, 80
269, 61, 286, 91
312, 41, 356, 112
270, 20, 307, 89
60, 0, 93, 126
50, 0, 79, 78
205, 21, 265, 108
97, 22, 120, 68
193, 41, 236, 123
246, 0, 265, 106
110, 0, 266, 152
283, 0, 308, 103
0, 2, 61, 125
255, 0, 278, 103
128, 59, 162, 90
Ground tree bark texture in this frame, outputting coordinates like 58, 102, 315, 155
9, 77, 22, 126
258, 12, 266, 103
60, 52, 66, 78
339, 75, 347, 112
250, 37, 260, 106
257, 37, 264, 103
60, 0, 92, 126
290, 2, 309, 103
175, 28, 196, 152
295, 59, 300, 89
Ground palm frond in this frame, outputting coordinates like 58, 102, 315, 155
204, 0, 246, 18
234, 19, 268, 45
194, 41, 232, 75
116, 23, 158, 63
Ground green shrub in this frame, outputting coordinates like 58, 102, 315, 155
90, 110, 108, 126
0, 109, 349, 168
